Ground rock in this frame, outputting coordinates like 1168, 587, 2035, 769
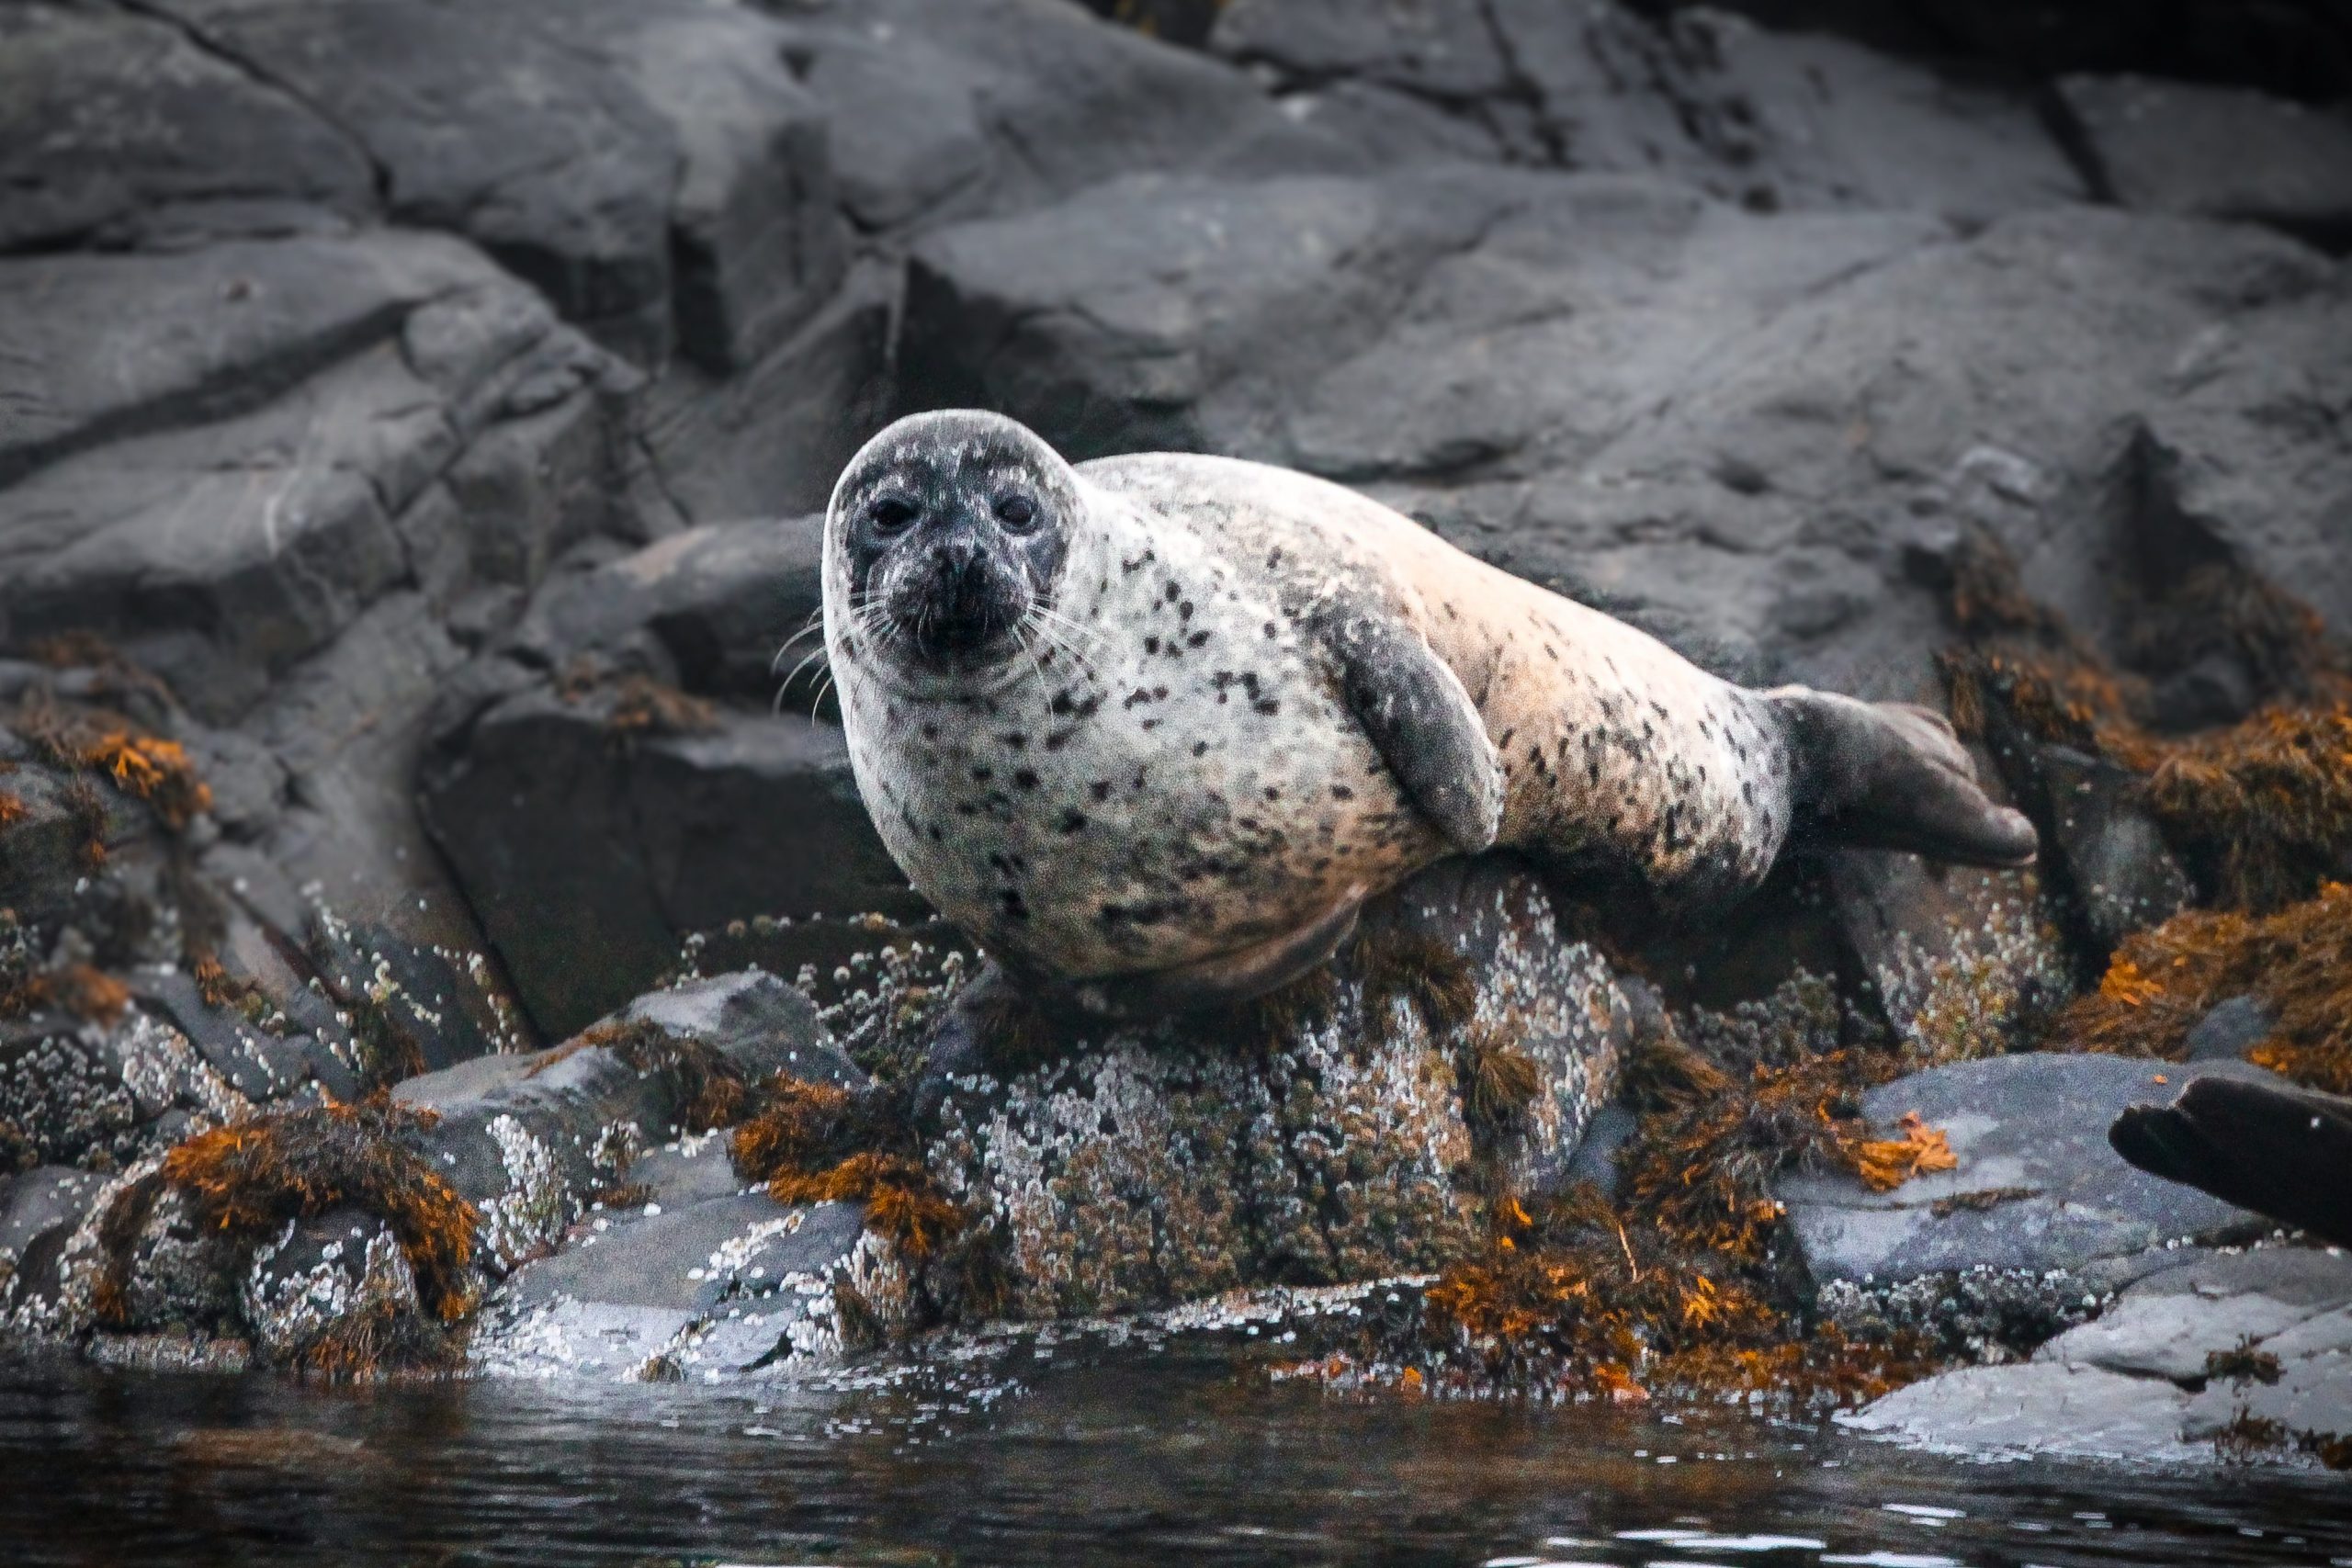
1841, 1360, 2201, 1463
1826, 851, 2072, 1061
420, 679, 921, 1040
0, 1167, 107, 1333
919, 856, 1631, 1318
621, 972, 861, 1089
0, 1010, 254, 1172
635, 262, 897, 524
2185, 996, 2278, 1062
2036, 1246, 2352, 1382
1777, 1054, 2285, 1291
138, 0, 845, 367
0, 2, 375, 254
0, 233, 634, 722
901, 171, 2352, 694
1212, 0, 2081, 222
2030, 744, 2195, 954
2055, 75, 2352, 246
471, 1195, 899, 1382
1849, 1243, 2352, 1465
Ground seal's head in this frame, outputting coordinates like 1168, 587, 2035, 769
826, 411, 1080, 682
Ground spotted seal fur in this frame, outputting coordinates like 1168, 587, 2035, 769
822, 410, 2037, 1016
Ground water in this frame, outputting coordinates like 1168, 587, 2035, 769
3, 1334, 2345, 1567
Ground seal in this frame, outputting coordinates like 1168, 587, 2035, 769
822, 410, 2037, 1016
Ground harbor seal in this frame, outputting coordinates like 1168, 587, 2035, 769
822, 410, 2037, 1016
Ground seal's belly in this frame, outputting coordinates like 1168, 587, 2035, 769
843, 653, 1441, 980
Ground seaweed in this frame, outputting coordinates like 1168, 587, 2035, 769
731, 1077, 973, 1265
573, 1016, 752, 1134
1456, 1015, 1542, 1141
84, 733, 210, 831
603, 673, 718, 746
95, 1096, 480, 1370
0, 792, 25, 830
2054, 882, 2352, 1092
1352, 926, 1477, 1046
2138, 702, 2352, 912
2205, 1339, 2284, 1387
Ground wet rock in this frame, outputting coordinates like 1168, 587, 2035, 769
472, 1195, 900, 1382
1842, 1359, 2202, 1463
0, 1167, 107, 1331
0, 1010, 254, 1172
919, 856, 1631, 1318
2036, 1246, 2352, 1382
1777, 1054, 2282, 1290
2055, 75, 2352, 246
2030, 744, 2195, 954
2185, 995, 2278, 1062
1849, 1243, 2352, 1464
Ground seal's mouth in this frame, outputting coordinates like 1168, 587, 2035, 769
884, 540, 1032, 668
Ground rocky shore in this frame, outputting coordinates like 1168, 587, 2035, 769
3, 0, 2350, 1471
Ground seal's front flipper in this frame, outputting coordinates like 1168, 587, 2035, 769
1068, 885, 1368, 1019
1321, 609, 1503, 855
1773, 688, 2039, 867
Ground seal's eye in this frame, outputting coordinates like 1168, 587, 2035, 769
995, 493, 1038, 533
869, 498, 920, 536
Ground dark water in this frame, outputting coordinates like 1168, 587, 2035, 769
3, 1335, 2346, 1568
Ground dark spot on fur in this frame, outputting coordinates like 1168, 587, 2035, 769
1091, 780, 1112, 802
1057, 810, 1088, 834
1012, 768, 1040, 790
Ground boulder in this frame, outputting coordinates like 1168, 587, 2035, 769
918, 855, 1633, 1318
1776, 1054, 2283, 1290
2055, 75, 2352, 246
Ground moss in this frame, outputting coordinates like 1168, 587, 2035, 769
60, 776, 108, 869
2055, 882, 2352, 1092
1456, 1016, 1542, 1140
2214, 1409, 2292, 1463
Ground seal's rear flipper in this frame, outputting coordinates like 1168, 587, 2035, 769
1772, 688, 2039, 866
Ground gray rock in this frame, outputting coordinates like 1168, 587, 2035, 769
2032, 744, 2195, 953
0, 1167, 107, 1329
474, 1194, 898, 1380
1213, 0, 2081, 223
1777, 1054, 2286, 1288
1826, 849, 2072, 1061
420, 682, 922, 1040
920, 856, 1630, 1318
622, 972, 860, 1089
1841, 1359, 2201, 1463
2056, 74, 2352, 245
2037, 1247, 2352, 1381
901, 171, 2352, 694
140, 0, 844, 367
0, 2, 375, 254
1561, 1101, 1639, 1201
0, 233, 633, 722
2186, 995, 2278, 1062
